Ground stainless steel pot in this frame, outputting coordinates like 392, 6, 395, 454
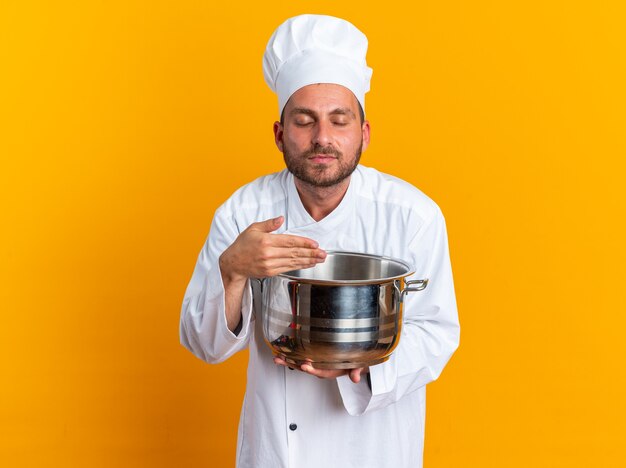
257, 251, 428, 369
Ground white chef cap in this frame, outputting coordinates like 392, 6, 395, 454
263, 14, 373, 117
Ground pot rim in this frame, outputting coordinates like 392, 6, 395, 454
277, 250, 416, 285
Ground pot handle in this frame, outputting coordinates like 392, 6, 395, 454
400, 279, 429, 302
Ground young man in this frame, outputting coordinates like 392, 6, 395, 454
180, 14, 460, 468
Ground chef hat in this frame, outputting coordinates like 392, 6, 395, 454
263, 14, 373, 116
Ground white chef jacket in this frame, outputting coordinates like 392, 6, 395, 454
180, 165, 460, 468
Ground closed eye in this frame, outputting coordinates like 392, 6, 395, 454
295, 120, 314, 127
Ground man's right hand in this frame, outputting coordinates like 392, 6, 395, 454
219, 216, 326, 333
219, 216, 326, 285
219, 216, 326, 282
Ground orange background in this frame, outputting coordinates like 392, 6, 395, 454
1, 1, 625, 467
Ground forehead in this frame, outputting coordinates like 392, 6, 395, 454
284, 83, 360, 115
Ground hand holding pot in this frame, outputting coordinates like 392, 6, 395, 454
273, 355, 369, 384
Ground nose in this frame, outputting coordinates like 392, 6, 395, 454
312, 120, 332, 147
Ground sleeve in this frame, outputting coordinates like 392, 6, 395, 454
337, 207, 460, 415
179, 206, 255, 363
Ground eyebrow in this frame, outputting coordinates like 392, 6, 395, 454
290, 107, 357, 119
330, 107, 357, 119
290, 107, 316, 118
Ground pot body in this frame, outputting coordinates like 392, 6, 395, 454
259, 251, 426, 369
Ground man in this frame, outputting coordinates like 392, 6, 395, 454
180, 14, 460, 468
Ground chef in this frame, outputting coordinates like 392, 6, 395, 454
180, 14, 460, 468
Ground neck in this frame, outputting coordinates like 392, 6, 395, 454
294, 176, 351, 222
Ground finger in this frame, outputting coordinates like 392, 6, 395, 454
258, 249, 325, 274
273, 356, 287, 366
255, 243, 325, 269
349, 368, 365, 384
253, 243, 309, 266
300, 363, 345, 379
274, 355, 297, 370
269, 233, 321, 250
250, 216, 284, 233
262, 258, 322, 277
274, 246, 327, 261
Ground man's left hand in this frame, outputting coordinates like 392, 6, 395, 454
273, 355, 369, 383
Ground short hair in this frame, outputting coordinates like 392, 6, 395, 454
280, 101, 365, 126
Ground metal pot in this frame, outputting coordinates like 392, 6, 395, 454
257, 251, 428, 369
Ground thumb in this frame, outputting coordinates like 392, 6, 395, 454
253, 216, 284, 233
349, 368, 364, 384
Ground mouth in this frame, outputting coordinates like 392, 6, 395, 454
308, 155, 337, 164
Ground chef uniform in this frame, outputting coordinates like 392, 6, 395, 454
180, 15, 460, 468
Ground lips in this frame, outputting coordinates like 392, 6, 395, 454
309, 155, 337, 164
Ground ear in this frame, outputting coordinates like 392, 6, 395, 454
273, 121, 284, 152
361, 120, 371, 152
